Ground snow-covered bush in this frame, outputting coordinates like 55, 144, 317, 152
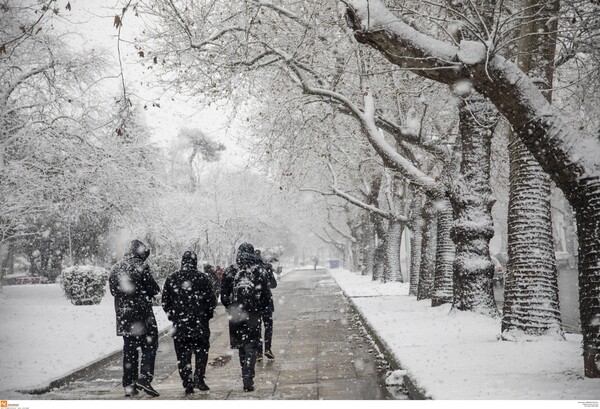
60, 265, 108, 305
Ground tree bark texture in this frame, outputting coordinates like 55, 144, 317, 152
417, 195, 437, 300
384, 219, 404, 282
502, 132, 562, 337
451, 96, 498, 317
502, 0, 563, 339
432, 196, 454, 306
409, 212, 424, 296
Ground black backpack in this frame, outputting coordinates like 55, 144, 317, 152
232, 267, 259, 311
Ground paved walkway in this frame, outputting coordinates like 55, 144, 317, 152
37, 269, 403, 400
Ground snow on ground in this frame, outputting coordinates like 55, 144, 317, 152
328, 268, 600, 400
0, 283, 169, 393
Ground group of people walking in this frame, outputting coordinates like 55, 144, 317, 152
108, 239, 278, 397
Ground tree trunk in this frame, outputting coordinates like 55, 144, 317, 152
502, 132, 562, 338
383, 219, 403, 282
451, 95, 498, 316
417, 195, 437, 300
408, 215, 423, 296
573, 177, 600, 377
501, 0, 563, 339
432, 196, 454, 306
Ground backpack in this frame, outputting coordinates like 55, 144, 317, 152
232, 267, 259, 311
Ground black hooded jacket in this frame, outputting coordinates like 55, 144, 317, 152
162, 251, 217, 341
220, 243, 269, 348
109, 240, 160, 337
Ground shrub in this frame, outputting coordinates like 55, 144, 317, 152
60, 265, 109, 305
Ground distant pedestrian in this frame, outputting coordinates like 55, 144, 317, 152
162, 251, 216, 395
109, 239, 161, 397
221, 243, 269, 392
255, 249, 277, 361
204, 263, 220, 299
313, 257, 319, 270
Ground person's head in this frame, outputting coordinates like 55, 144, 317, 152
125, 240, 150, 261
236, 242, 256, 267
181, 251, 198, 270
203, 263, 214, 275
254, 249, 262, 262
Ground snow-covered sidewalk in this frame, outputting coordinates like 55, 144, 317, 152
328, 268, 600, 400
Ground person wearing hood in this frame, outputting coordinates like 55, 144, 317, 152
221, 242, 269, 392
162, 251, 217, 395
109, 239, 161, 397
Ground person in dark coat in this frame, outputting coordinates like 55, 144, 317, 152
109, 239, 161, 397
221, 243, 269, 392
203, 263, 220, 300
162, 251, 217, 395
255, 249, 277, 361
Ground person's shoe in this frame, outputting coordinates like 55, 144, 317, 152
137, 381, 160, 397
256, 353, 263, 362
124, 385, 139, 397
195, 379, 210, 391
184, 386, 194, 395
243, 378, 254, 392
265, 349, 275, 360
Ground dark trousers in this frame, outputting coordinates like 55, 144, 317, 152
238, 343, 258, 382
261, 310, 273, 352
173, 337, 210, 388
122, 332, 158, 387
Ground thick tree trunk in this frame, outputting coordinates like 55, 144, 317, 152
383, 219, 403, 282
502, 133, 562, 338
502, 0, 563, 339
417, 195, 437, 300
432, 196, 454, 306
572, 177, 600, 377
451, 95, 498, 316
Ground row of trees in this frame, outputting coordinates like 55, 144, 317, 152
128, 0, 600, 377
0, 2, 315, 287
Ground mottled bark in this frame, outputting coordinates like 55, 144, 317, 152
432, 196, 454, 306
451, 96, 498, 317
417, 195, 437, 300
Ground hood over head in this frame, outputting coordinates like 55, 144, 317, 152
254, 249, 262, 262
125, 239, 150, 261
181, 251, 198, 270
204, 264, 213, 274
236, 242, 256, 267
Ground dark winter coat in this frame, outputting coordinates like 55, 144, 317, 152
162, 251, 217, 342
109, 240, 160, 337
204, 264, 220, 299
221, 243, 269, 349
257, 260, 277, 313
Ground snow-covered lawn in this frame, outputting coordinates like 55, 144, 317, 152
0, 283, 169, 394
329, 268, 600, 400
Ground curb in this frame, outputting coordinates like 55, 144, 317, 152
17, 327, 173, 395
19, 306, 231, 396
329, 270, 430, 400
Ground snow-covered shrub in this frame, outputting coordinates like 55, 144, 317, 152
60, 265, 108, 305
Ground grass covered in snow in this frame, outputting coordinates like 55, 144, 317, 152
0, 283, 169, 394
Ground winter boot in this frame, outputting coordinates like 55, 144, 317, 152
243, 377, 254, 392
124, 385, 139, 397
265, 349, 275, 360
184, 386, 194, 395
195, 379, 210, 391
137, 380, 160, 397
